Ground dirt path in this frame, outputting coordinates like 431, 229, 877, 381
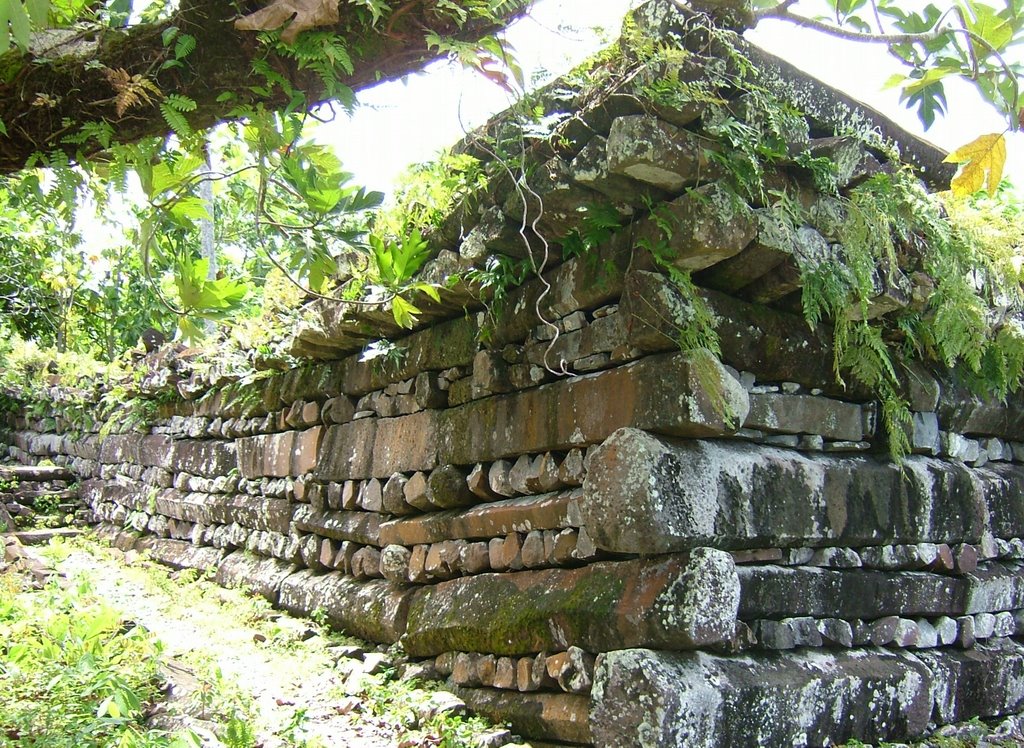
54, 540, 403, 748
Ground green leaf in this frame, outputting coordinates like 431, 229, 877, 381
174, 32, 196, 59
413, 282, 441, 303
0, 2, 10, 53
960, 0, 1014, 51
148, 153, 203, 196
391, 295, 420, 329
900, 72, 949, 129
97, 695, 120, 719
105, 0, 130, 26
161, 25, 179, 46
24, 0, 46, 25
164, 93, 197, 112
8, 0, 30, 50
168, 195, 211, 222
160, 103, 192, 136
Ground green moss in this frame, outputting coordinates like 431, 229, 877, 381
409, 567, 626, 656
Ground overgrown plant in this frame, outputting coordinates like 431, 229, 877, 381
0, 574, 191, 748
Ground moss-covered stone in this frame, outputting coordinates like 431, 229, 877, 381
402, 551, 738, 656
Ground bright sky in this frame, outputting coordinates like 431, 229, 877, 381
316, 0, 638, 192
315, 0, 1024, 195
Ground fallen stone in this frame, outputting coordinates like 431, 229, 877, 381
134, 537, 225, 572
415, 691, 467, 722
214, 551, 296, 603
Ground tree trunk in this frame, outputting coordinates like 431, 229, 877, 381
0, 0, 532, 173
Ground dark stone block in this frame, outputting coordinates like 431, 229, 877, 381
590, 647, 932, 747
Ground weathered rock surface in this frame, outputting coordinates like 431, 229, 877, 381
633, 183, 757, 271
133, 537, 226, 571
277, 569, 413, 644
620, 270, 861, 397
735, 564, 1024, 619
402, 549, 738, 656
916, 638, 1024, 723
317, 351, 747, 480
605, 114, 713, 191
451, 686, 591, 745
581, 429, 998, 554
379, 492, 579, 546
590, 647, 933, 747
214, 551, 296, 603
744, 391, 865, 441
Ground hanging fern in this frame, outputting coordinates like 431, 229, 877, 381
158, 94, 197, 137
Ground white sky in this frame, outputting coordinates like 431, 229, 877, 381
314, 0, 1024, 194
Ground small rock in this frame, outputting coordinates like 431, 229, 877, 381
475, 729, 515, 748
415, 690, 467, 721
329, 644, 366, 661
360, 652, 393, 674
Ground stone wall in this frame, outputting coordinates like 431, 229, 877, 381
6, 2, 1024, 745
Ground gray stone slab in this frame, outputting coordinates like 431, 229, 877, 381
581, 428, 995, 554
590, 647, 932, 747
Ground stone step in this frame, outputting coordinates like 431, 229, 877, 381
10, 527, 82, 544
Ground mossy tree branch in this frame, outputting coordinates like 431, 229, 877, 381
0, 0, 531, 174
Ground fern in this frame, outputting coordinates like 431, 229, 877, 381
174, 32, 196, 60
159, 102, 192, 136
163, 93, 197, 112
561, 202, 623, 260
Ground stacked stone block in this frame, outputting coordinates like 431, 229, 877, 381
7, 1, 1024, 744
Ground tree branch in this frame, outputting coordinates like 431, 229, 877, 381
753, 3, 942, 44
0, 0, 533, 174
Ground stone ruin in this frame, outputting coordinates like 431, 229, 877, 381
5, 1, 1024, 745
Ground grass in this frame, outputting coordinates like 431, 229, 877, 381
0, 572, 190, 748
10, 535, 512, 748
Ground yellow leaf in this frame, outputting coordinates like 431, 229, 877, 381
943, 132, 1006, 197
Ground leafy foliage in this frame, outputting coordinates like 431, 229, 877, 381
0, 573, 190, 748
753, 0, 1024, 136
